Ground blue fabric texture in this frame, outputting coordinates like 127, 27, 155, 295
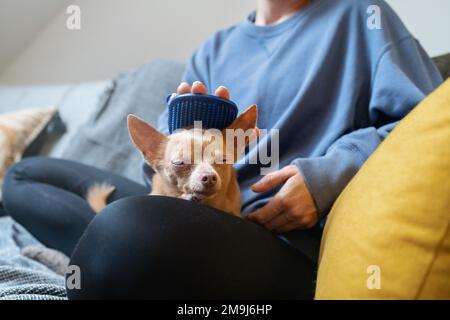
0, 217, 66, 300
157, 0, 442, 222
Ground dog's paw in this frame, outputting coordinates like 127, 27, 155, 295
181, 193, 200, 202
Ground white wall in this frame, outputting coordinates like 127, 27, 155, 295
0, 0, 69, 76
386, 0, 450, 57
0, 0, 449, 85
0, 0, 255, 84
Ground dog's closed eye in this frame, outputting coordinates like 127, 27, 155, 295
171, 160, 192, 172
172, 160, 186, 166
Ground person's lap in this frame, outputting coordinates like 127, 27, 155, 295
2, 157, 319, 299
68, 195, 316, 299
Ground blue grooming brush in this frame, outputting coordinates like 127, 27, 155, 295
166, 93, 238, 134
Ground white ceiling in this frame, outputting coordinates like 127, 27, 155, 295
0, 0, 69, 74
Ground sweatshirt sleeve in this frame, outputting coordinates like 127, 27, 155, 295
292, 36, 443, 218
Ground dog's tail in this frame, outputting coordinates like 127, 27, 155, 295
86, 182, 116, 213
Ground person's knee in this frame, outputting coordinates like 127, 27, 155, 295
5, 157, 32, 181
4, 157, 46, 184
3, 157, 40, 208
3, 157, 45, 206
67, 196, 241, 299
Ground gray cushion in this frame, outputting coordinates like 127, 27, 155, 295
0, 81, 111, 131
0, 81, 113, 158
59, 59, 185, 184
432, 53, 450, 79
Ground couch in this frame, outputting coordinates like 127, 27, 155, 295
1, 54, 448, 189
0, 59, 185, 185
0, 54, 449, 299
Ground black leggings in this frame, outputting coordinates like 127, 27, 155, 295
2, 157, 319, 299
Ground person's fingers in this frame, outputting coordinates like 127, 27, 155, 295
251, 165, 298, 193
299, 214, 318, 229
177, 82, 191, 95
264, 211, 294, 231
167, 92, 177, 104
191, 81, 208, 94
246, 195, 284, 224
275, 220, 301, 234
214, 86, 230, 100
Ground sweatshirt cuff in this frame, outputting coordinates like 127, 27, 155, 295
292, 143, 365, 218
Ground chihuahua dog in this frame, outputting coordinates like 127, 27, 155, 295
86, 105, 258, 216
21, 105, 257, 274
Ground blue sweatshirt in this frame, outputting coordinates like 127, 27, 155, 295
154, 0, 442, 223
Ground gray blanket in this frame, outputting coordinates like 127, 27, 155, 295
59, 59, 184, 184
0, 217, 66, 300
0, 60, 184, 300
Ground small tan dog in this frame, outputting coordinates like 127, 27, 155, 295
86, 105, 258, 216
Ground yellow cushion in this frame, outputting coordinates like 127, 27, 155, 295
315, 79, 450, 300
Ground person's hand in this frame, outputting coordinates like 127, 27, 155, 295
246, 165, 318, 233
169, 81, 230, 103
169, 80, 259, 144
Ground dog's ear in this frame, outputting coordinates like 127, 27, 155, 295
223, 105, 259, 162
127, 114, 168, 166
227, 104, 258, 133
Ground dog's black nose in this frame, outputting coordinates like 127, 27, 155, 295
200, 173, 217, 187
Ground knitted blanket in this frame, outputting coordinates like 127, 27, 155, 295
0, 217, 66, 300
